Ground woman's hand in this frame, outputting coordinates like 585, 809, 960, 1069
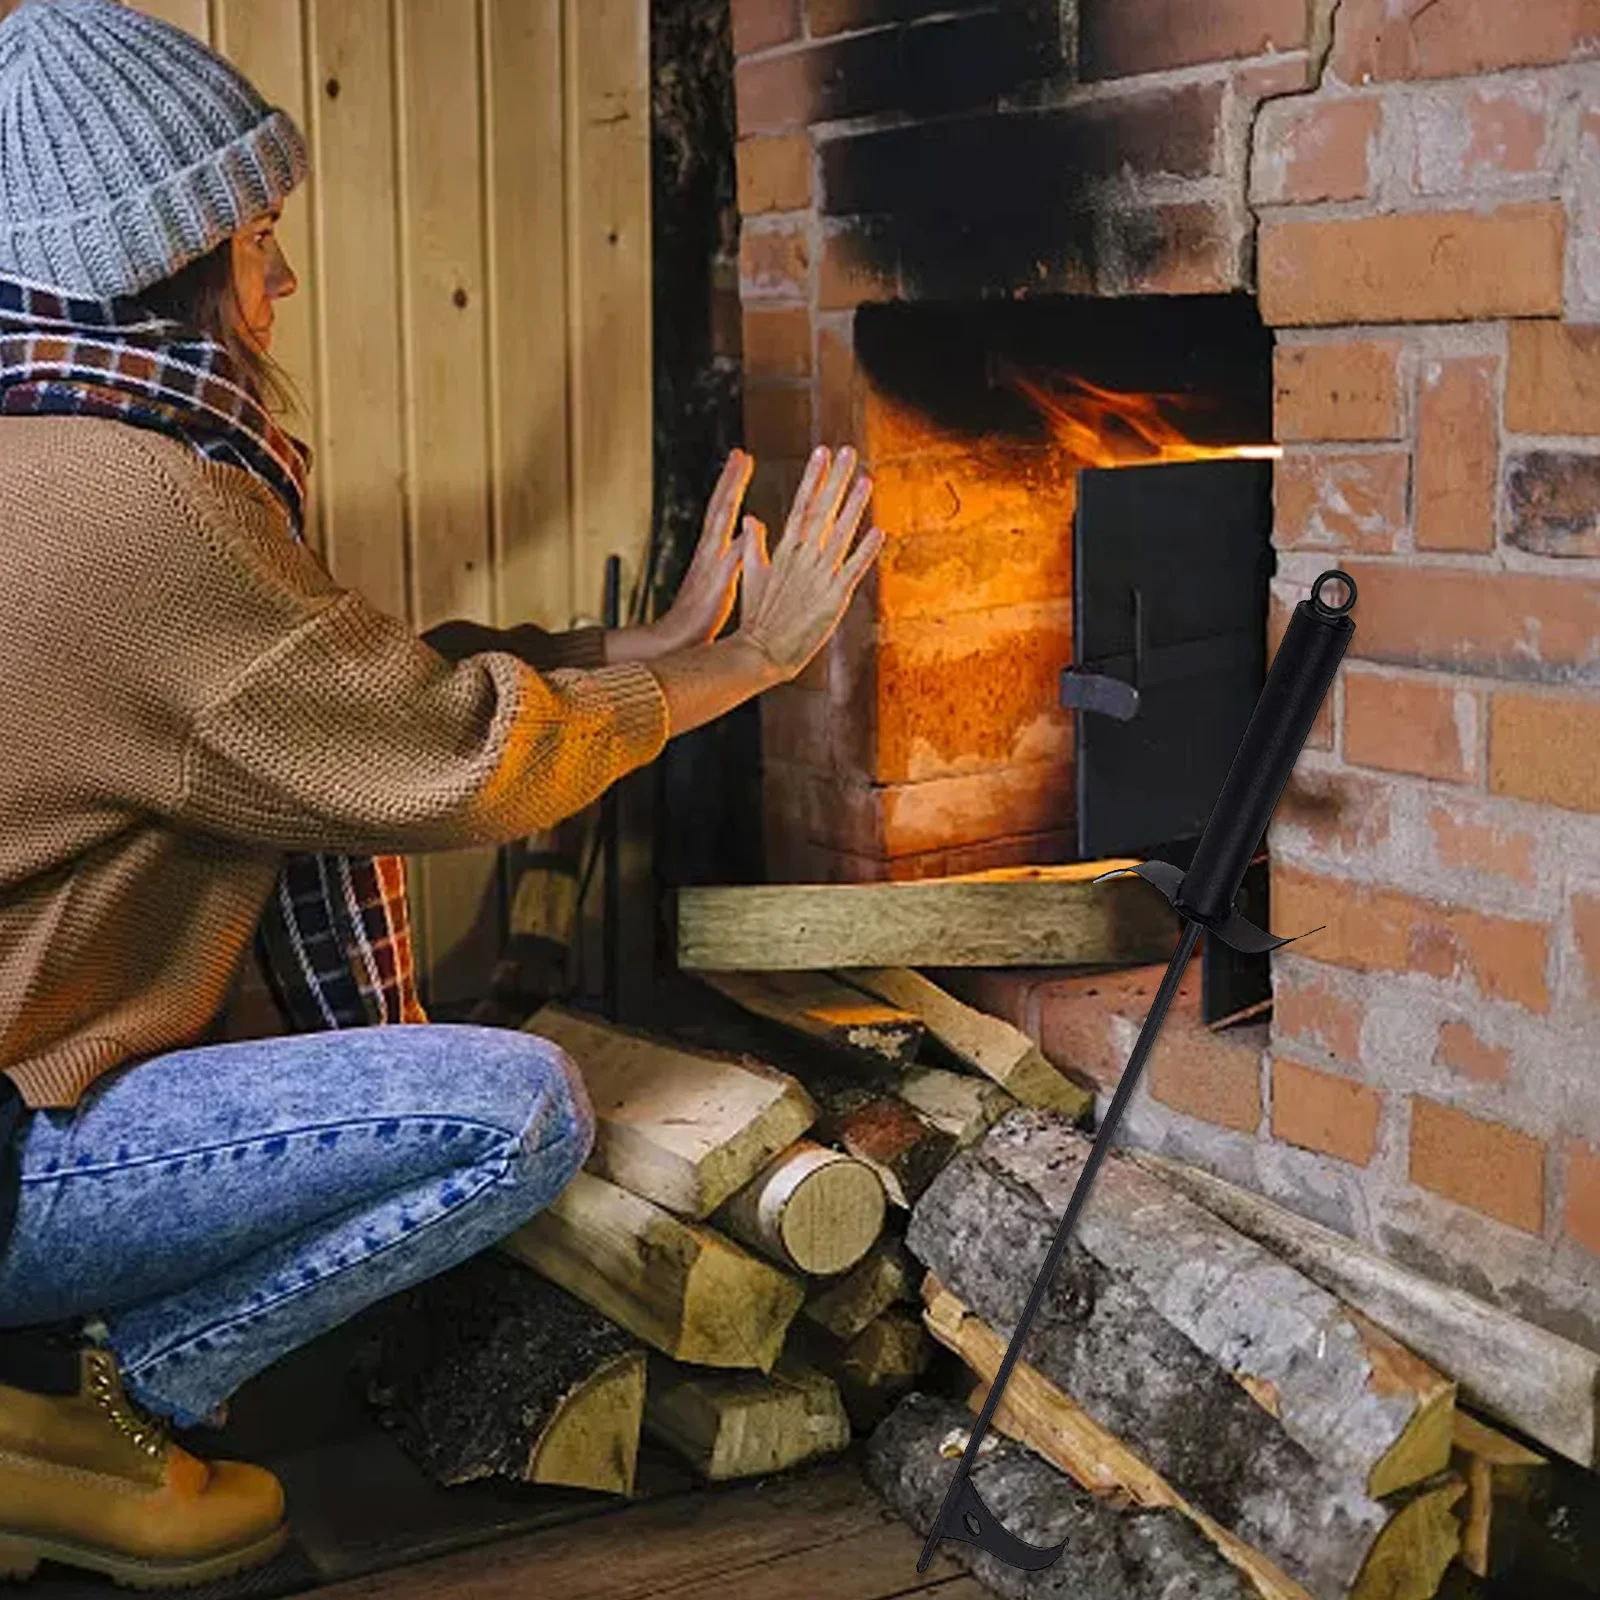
736, 446, 884, 680
608, 450, 754, 664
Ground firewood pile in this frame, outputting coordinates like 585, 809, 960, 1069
356, 864, 1600, 1600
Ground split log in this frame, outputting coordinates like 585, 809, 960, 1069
908, 1111, 1456, 1598
1451, 1412, 1547, 1580
526, 1004, 815, 1218
841, 967, 1095, 1121
932, 1277, 1465, 1600
643, 1355, 851, 1481
361, 1252, 645, 1495
898, 1065, 1016, 1149
1133, 1150, 1600, 1470
503, 1170, 805, 1372
804, 1234, 919, 1342
697, 972, 925, 1067
866, 1392, 1260, 1600
677, 860, 1177, 972
829, 1308, 931, 1432
818, 1088, 956, 1209
712, 1140, 886, 1276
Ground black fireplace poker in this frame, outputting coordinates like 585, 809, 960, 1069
916, 567, 1359, 1577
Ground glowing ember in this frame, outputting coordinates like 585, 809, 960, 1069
1003, 369, 1281, 468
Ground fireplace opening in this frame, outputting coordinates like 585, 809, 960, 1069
765, 291, 1279, 1019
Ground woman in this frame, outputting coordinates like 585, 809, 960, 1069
0, 0, 883, 1587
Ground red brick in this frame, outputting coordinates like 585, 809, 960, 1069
744, 383, 814, 460
1232, 54, 1316, 101
760, 685, 832, 767
817, 324, 859, 445
731, 0, 801, 56
1334, 560, 1600, 679
1412, 84, 1553, 194
711, 284, 743, 362
1332, 0, 1600, 85
1273, 1058, 1382, 1165
739, 223, 810, 300
1507, 451, 1600, 559
1259, 205, 1566, 328
736, 135, 813, 215
819, 221, 898, 309
1276, 769, 1394, 857
1428, 805, 1538, 889
1276, 450, 1407, 554
1344, 669, 1477, 783
1273, 965, 1365, 1061
1035, 964, 1174, 1088
1435, 1020, 1512, 1086
1488, 690, 1600, 816
1270, 594, 1333, 748
1415, 357, 1498, 554
1275, 338, 1404, 443
878, 758, 1075, 859
1273, 864, 1552, 1013
1507, 321, 1600, 436
742, 305, 812, 379
1110, 200, 1240, 296
746, 454, 808, 535
1148, 1021, 1264, 1134
1252, 97, 1381, 205
734, 50, 811, 136
1410, 1098, 1545, 1235
1574, 892, 1600, 1001
1565, 1138, 1600, 1255
1081, 0, 1308, 79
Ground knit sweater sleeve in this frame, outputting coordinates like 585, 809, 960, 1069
162, 463, 667, 856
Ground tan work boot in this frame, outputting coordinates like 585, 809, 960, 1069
0, 1347, 288, 1589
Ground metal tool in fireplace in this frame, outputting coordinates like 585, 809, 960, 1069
917, 566, 1358, 1575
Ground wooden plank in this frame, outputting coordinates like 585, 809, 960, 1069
1450, 1411, 1547, 1580
305, 0, 409, 622
713, 1140, 886, 1276
309, 1458, 960, 1600
210, 0, 318, 448
394, 0, 500, 1008
529, 1004, 816, 1218
841, 967, 1095, 1120
362, 1252, 645, 1495
677, 861, 1177, 972
485, 0, 574, 631
563, 0, 652, 620
643, 1356, 851, 1482
699, 972, 926, 1067
503, 1170, 804, 1371
1134, 1151, 1600, 1470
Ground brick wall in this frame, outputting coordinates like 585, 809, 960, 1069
729, 0, 1600, 1343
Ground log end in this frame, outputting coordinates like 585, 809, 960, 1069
528, 1350, 648, 1496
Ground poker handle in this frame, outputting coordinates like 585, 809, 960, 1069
1175, 570, 1356, 928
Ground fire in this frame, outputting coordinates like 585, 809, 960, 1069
1004, 369, 1281, 469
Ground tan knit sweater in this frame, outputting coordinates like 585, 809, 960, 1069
0, 417, 669, 1110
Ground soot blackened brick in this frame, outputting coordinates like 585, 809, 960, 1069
901, 1, 1065, 118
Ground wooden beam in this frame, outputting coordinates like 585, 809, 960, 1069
697, 972, 925, 1067
643, 1356, 851, 1481
909, 1114, 1457, 1598
840, 967, 1094, 1121
1133, 1151, 1600, 1470
677, 861, 1177, 972
527, 1004, 815, 1218
362, 1252, 645, 1495
503, 1171, 805, 1371
713, 1141, 886, 1276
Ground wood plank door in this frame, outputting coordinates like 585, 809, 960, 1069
103, 0, 656, 1009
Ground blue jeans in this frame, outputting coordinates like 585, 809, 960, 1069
0, 1025, 595, 1429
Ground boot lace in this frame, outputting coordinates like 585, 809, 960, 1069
85, 1349, 169, 1462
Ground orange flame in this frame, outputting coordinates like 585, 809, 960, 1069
1006, 371, 1280, 469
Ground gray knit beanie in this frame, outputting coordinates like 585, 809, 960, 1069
0, 0, 309, 300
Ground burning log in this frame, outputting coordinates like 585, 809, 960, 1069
361, 1252, 646, 1496
866, 1393, 1260, 1600
697, 971, 925, 1067
526, 1004, 815, 1219
676, 861, 1177, 972
642, 1355, 851, 1482
503, 1170, 804, 1372
712, 1140, 887, 1276
907, 1111, 1458, 1597
841, 967, 1095, 1121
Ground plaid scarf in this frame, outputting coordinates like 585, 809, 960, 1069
0, 275, 427, 1032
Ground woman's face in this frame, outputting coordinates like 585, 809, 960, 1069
229, 204, 297, 354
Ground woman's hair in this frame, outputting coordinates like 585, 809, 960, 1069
139, 238, 299, 417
